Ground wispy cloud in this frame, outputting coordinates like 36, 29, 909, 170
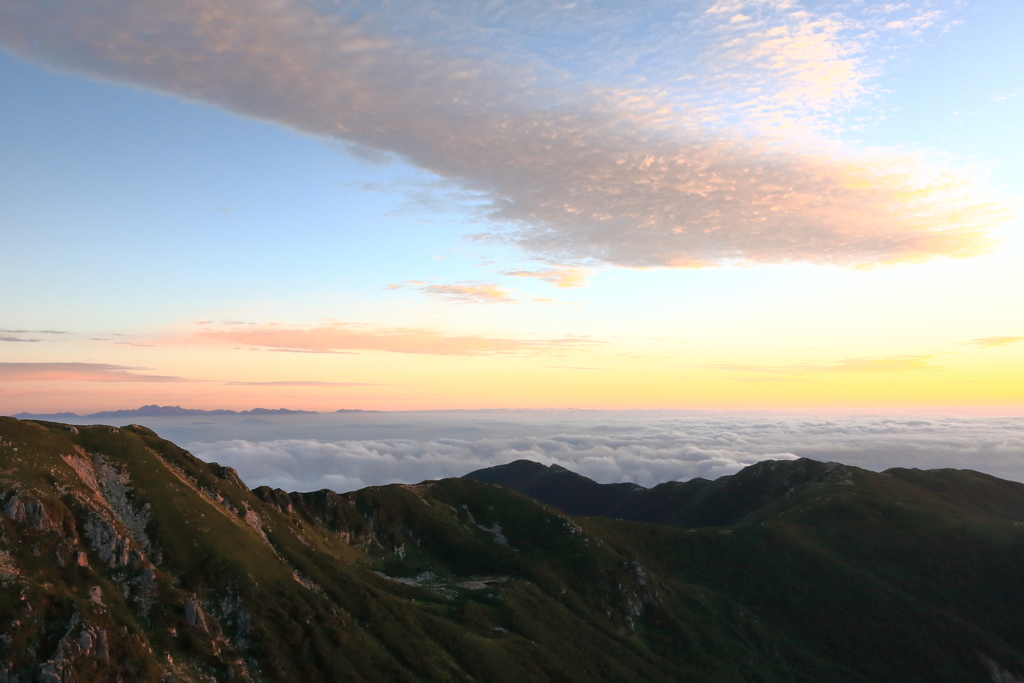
807, 355, 938, 373
502, 267, 592, 288
0, 329, 71, 343
0, 362, 188, 382
225, 380, 381, 387
710, 355, 938, 374
388, 281, 516, 304
957, 336, 1024, 349
0, 329, 71, 335
191, 322, 601, 356
0, 0, 1007, 269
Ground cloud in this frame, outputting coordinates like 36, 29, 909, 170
502, 267, 592, 288
0, 329, 71, 343
692, 0, 870, 126
183, 413, 1024, 491
709, 355, 938, 375
958, 336, 1024, 349
189, 435, 799, 492
0, 329, 71, 335
0, 362, 188, 382
389, 281, 516, 304
0, 0, 1009, 269
225, 380, 381, 386
805, 355, 938, 373
191, 322, 601, 356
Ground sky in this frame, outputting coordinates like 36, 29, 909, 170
1, 0, 1023, 415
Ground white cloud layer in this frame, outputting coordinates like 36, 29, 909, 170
180, 413, 1024, 492
0, 0, 1008, 268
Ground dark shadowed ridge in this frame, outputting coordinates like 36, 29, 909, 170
463, 460, 646, 516
465, 457, 1024, 528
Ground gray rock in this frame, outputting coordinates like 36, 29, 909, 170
37, 662, 61, 683
76, 631, 94, 655
4, 495, 57, 533
185, 595, 209, 632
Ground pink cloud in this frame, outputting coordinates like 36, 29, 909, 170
388, 281, 516, 304
502, 267, 592, 288
192, 322, 601, 356
0, 0, 1008, 269
224, 380, 381, 386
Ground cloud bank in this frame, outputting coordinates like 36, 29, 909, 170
190, 433, 799, 493
184, 414, 1024, 492
0, 0, 1009, 268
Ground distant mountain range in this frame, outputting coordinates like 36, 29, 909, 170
3, 415, 1024, 682
10, 404, 371, 419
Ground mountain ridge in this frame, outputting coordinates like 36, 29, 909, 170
466, 457, 1024, 528
2, 417, 1024, 683
9, 405, 377, 420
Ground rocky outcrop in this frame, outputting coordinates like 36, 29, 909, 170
184, 595, 209, 633
982, 654, 1024, 683
62, 451, 154, 559
216, 465, 246, 489
82, 514, 134, 568
3, 494, 58, 534
0, 551, 17, 578
34, 615, 111, 683
241, 503, 269, 542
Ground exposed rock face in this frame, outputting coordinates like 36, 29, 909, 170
63, 451, 154, 560
982, 654, 1024, 683
216, 465, 246, 489
4, 495, 57, 533
184, 595, 209, 633
241, 503, 269, 543
0, 550, 18, 578
31, 615, 114, 683
82, 514, 134, 568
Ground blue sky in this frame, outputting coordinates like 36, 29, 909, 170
1, 0, 1021, 413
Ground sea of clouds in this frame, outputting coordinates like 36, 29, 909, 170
103, 411, 1024, 492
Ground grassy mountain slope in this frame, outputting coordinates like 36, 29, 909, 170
2, 417, 1023, 682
